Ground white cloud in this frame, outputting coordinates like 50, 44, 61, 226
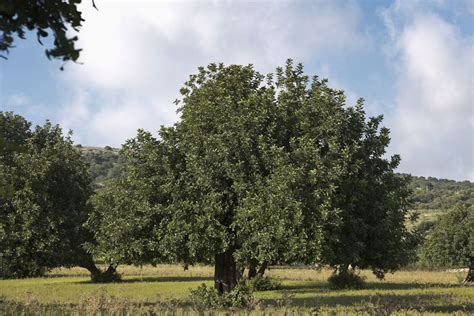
6, 94, 30, 107
3, 94, 56, 123
382, 2, 474, 181
58, 0, 368, 147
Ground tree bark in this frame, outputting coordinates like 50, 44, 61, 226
214, 250, 237, 294
464, 256, 474, 283
80, 260, 119, 283
248, 265, 257, 279
257, 262, 267, 277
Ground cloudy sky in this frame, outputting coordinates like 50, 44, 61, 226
1, 0, 473, 181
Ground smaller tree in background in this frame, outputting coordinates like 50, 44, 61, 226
0, 113, 112, 281
419, 205, 474, 282
0, 119, 92, 277
321, 109, 417, 282
0, 112, 32, 198
85, 130, 172, 274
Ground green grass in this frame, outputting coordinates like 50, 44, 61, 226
0, 265, 473, 314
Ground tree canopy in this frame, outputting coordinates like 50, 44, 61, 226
419, 205, 474, 281
85, 130, 171, 269
0, 116, 92, 277
0, 112, 115, 281
99, 60, 414, 293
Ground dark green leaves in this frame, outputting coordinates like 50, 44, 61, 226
0, 114, 93, 278
0, 0, 91, 65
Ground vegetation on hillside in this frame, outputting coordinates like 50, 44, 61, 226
78, 145, 124, 188
407, 174, 473, 211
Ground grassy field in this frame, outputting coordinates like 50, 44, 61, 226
0, 265, 473, 315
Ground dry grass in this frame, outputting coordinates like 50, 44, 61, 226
0, 265, 472, 314
50, 264, 214, 278
49, 264, 464, 285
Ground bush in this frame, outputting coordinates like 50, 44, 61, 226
328, 270, 366, 289
247, 275, 281, 291
90, 270, 122, 283
189, 283, 255, 309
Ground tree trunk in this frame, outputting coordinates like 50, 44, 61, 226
80, 260, 119, 283
248, 265, 257, 279
465, 256, 474, 283
257, 262, 267, 277
214, 250, 237, 294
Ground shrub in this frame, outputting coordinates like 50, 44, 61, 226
328, 270, 366, 289
89, 270, 121, 283
247, 275, 281, 291
189, 283, 255, 309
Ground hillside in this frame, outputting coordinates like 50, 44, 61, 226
406, 175, 473, 210
79, 146, 474, 212
77, 145, 123, 187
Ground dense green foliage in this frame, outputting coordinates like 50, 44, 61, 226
419, 205, 473, 270
85, 131, 170, 268
319, 112, 414, 280
0, 113, 94, 278
408, 175, 473, 211
327, 270, 366, 289
246, 275, 281, 291
93, 61, 414, 292
189, 283, 254, 309
79, 148, 473, 215
79, 146, 123, 187
0, 112, 32, 197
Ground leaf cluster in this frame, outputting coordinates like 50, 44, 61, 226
0, 0, 93, 64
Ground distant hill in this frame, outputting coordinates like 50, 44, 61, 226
406, 175, 473, 211
76, 145, 123, 187
78, 146, 474, 215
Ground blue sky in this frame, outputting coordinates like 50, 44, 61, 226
1, 0, 473, 181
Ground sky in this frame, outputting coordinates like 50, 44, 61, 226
0, 0, 473, 181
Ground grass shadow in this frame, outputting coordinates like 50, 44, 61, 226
365, 282, 465, 290
121, 276, 213, 283
277, 282, 328, 293
260, 293, 473, 313
77, 275, 213, 284
277, 281, 465, 293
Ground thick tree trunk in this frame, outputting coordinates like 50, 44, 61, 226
248, 265, 257, 279
248, 262, 267, 279
257, 262, 267, 277
464, 256, 474, 283
214, 250, 237, 294
80, 260, 119, 283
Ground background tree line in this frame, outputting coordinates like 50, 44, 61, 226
1, 61, 472, 293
